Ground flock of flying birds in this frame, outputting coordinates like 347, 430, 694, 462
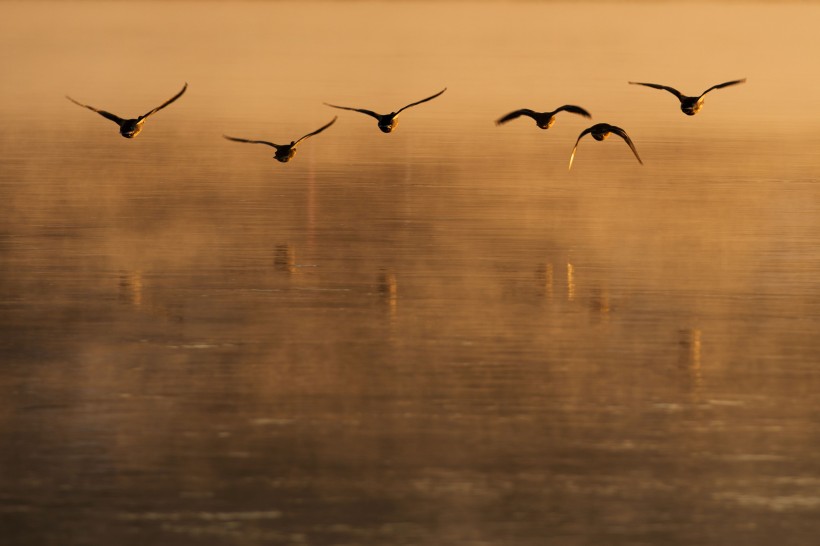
66, 78, 746, 170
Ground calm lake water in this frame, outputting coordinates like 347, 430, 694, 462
2, 1, 820, 545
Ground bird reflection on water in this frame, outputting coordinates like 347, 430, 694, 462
587, 287, 611, 324
66, 83, 188, 138
118, 270, 144, 307
533, 262, 613, 322
534, 263, 555, 301
678, 328, 704, 400
378, 269, 398, 313
274, 244, 297, 274
324, 88, 446, 133
566, 262, 576, 302
118, 270, 184, 323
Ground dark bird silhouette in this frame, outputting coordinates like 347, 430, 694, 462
495, 105, 591, 129
628, 78, 746, 116
569, 123, 642, 171
324, 88, 446, 133
223, 117, 337, 163
66, 83, 188, 138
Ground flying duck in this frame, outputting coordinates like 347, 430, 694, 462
223, 117, 337, 163
628, 78, 746, 116
496, 105, 591, 129
66, 83, 188, 138
569, 123, 643, 171
324, 88, 446, 133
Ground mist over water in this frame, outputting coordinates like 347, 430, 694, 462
2, 2, 820, 545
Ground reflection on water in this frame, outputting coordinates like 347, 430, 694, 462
2, 1, 820, 546
273, 244, 297, 274
119, 270, 185, 323
378, 269, 398, 320
566, 262, 576, 302
678, 328, 704, 401
119, 270, 144, 307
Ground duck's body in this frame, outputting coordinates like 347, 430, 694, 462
66, 83, 188, 138
628, 78, 746, 116
325, 88, 446, 133
569, 123, 642, 170
496, 105, 591, 129
223, 117, 337, 163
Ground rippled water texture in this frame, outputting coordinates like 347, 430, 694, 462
2, 1, 820, 545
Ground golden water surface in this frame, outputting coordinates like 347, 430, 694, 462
1, 1, 820, 545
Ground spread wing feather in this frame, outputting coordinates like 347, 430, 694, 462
568, 126, 594, 171
701, 78, 746, 97
223, 135, 280, 148
66, 96, 125, 125
554, 105, 592, 118
495, 109, 537, 125
139, 83, 188, 120
324, 103, 381, 120
396, 88, 447, 114
609, 125, 643, 165
293, 117, 337, 146
628, 81, 684, 101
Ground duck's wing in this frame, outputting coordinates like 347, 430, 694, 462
65, 95, 125, 125
554, 105, 592, 118
495, 109, 538, 125
223, 135, 280, 148
324, 103, 381, 120
700, 78, 746, 97
138, 83, 188, 120
628, 81, 684, 101
609, 125, 643, 165
568, 126, 595, 171
395, 88, 447, 114
293, 116, 338, 146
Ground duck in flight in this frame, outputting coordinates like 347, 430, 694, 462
324, 88, 446, 133
495, 105, 591, 129
66, 83, 188, 138
568, 123, 643, 171
223, 117, 337, 163
628, 78, 746, 116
